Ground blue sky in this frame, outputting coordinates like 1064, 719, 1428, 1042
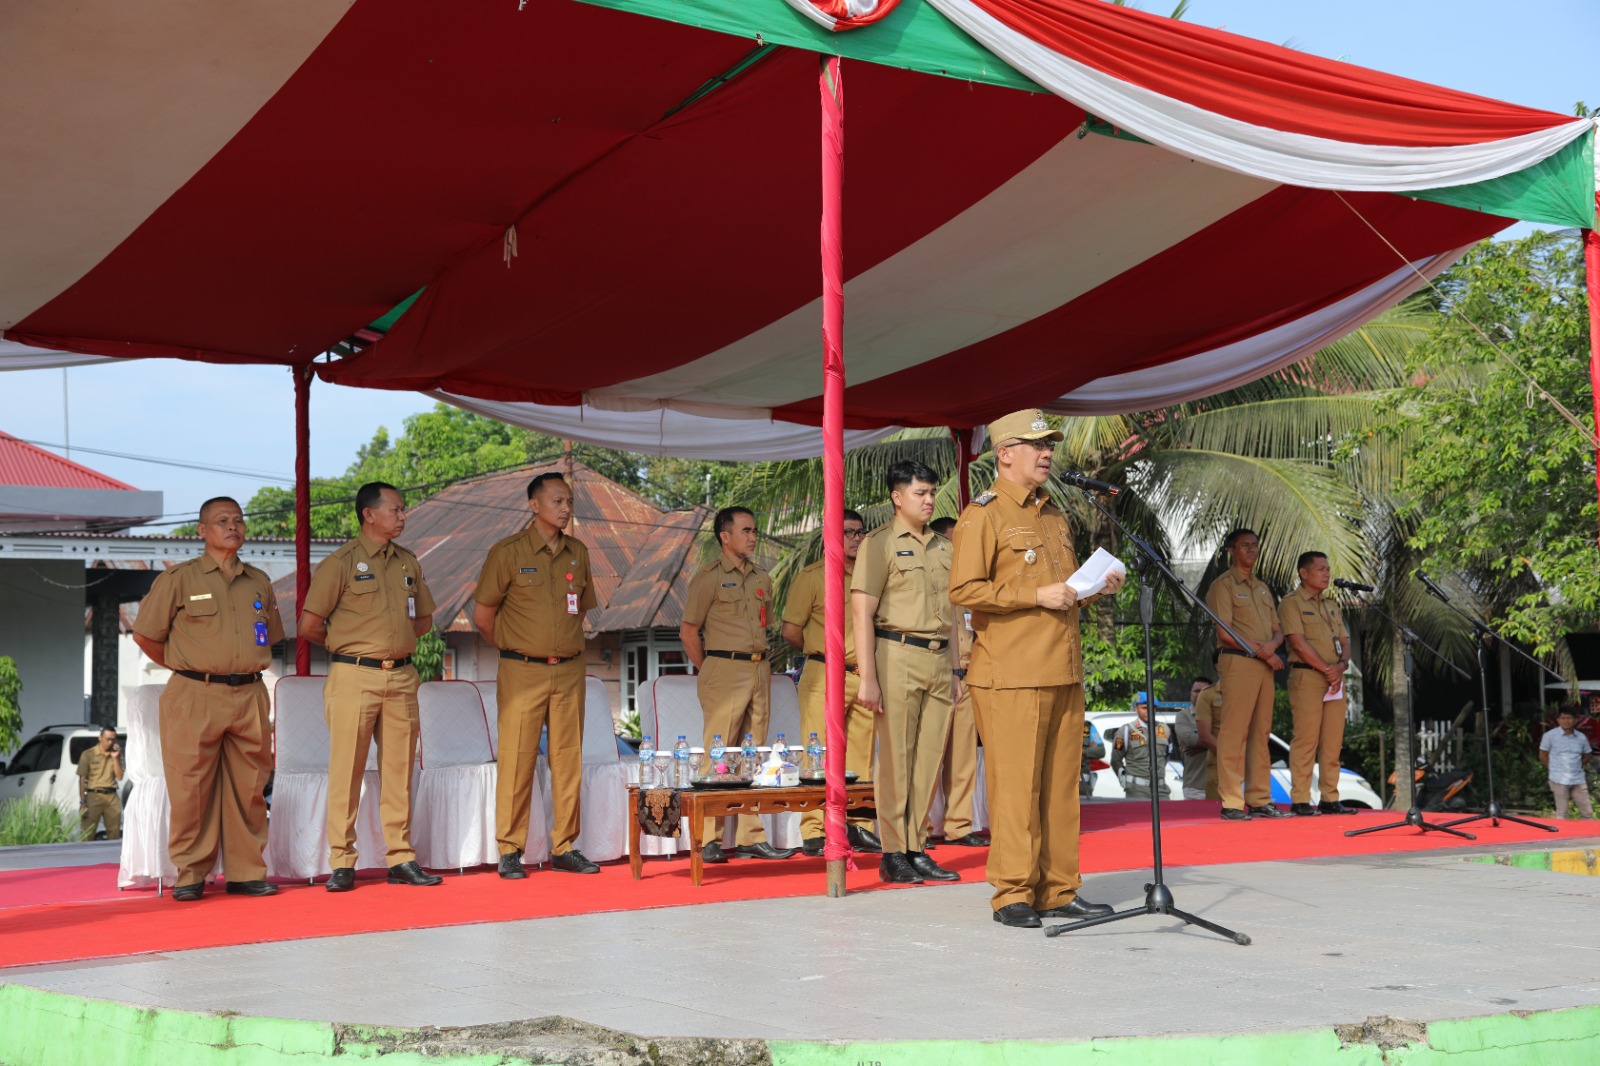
5, 0, 1594, 531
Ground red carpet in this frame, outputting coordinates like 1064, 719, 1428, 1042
2, 804, 1595, 970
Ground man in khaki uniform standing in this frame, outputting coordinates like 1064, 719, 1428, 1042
1177, 675, 1223, 800
473, 472, 601, 878
949, 410, 1123, 929
680, 506, 796, 864
929, 516, 986, 848
1204, 528, 1287, 821
1279, 551, 1354, 816
780, 508, 881, 857
132, 496, 284, 900
300, 482, 442, 891
854, 460, 959, 885
78, 727, 123, 840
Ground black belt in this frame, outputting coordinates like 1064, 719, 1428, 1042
84, 787, 117, 794
501, 650, 579, 665
805, 653, 858, 673
1290, 662, 1324, 671
1219, 648, 1254, 658
874, 628, 950, 652
330, 654, 412, 671
705, 649, 767, 662
174, 669, 263, 686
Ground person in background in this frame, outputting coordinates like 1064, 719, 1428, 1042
77, 726, 123, 840
1110, 692, 1169, 800
1279, 551, 1354, 816
1175, 674, 1221, 801
1540, 706, 1594, 819
1081, 720, 1105, 799
928, 515, 987, 848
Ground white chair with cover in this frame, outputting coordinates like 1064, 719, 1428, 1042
631, 676, 697, 856
760, 674, 805, 848
477, 680, 499, 752
412, 680, 503, 869
117, 682, 226, 889
265, 676, 385, 879
535, 675, 628, 862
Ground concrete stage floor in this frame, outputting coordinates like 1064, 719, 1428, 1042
3, 833, 1600, 1064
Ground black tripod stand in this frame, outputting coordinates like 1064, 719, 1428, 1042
1044, 496, 1249, 945
1343, 595, 1475, 840
1416, 573, 1560, 834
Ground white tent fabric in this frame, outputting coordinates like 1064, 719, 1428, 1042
0, 340, 113, 370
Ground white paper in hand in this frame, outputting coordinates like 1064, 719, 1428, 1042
1067, 547, 1127, 599
1323, 681, 1344, 703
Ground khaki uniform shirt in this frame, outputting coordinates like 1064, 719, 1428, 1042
781, 558, 855, 665
852, 515, 951, 640
949, 478, 1097, 688
302, 532, 436, 659
133, 554, 284, 673
1205, 569, 1278, 648
78, 747, 120, 790
473, 527, 596, 658
683, 555, 771, 654
1279, 586, 1348, 665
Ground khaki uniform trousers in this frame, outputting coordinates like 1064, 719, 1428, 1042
1288, 669, 1346, 804
875, 639, 952, 855
496, 657, 586, 857
80, 793, 122, 839
1217, 655, 1275, 810
796, 663, 875, 839
1206, 753, 1220, 801
158, 674, 272, 886
938, 683, 980, 839
697, 656, 771, 847
324, 662, 421, 868
971, 682, 1083, 912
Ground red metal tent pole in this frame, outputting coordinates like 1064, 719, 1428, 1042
1585, 197, 1600, 546
294, 364, 312, 675
951, 427, 973, 508
819, 54, 849, 897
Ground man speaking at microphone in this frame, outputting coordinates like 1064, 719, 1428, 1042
1279, 552, 1355, 815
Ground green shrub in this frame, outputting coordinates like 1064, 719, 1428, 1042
0, 797, 86, 846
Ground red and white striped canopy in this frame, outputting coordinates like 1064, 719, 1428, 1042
3, 0, 1593, 438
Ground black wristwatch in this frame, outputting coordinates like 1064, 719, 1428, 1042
953, 668, 967, 680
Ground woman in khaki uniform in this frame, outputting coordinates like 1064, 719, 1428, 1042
1278, 551, 1354, 815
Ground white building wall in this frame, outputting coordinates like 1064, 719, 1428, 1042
0, 559, 91, 753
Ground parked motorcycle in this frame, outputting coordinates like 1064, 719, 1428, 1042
1388, 756, 1473, 812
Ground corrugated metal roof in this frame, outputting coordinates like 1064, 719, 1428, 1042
0, 431, 138, 490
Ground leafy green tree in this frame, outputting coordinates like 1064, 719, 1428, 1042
413, 630, 447, 683
0, 656, 22, 757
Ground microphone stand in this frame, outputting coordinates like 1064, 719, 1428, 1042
1419, 581, 1561, 833
1340, 594, 1475, 840
1045, 489, 1250, 946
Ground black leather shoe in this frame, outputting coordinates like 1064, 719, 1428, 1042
878, 852, 923, 884
224, 880, 277, 896
993, 902, 1041, 928
387, 861, 443, 886
552, 849, 600, 874
498, 851, 527, 879
325, 868, 355, 892
1219, 807, 1253, 821
946, 833, 990, 847
1290, 803, 1320, 817
702, 842, 728, 864
172, 883, 204, 902
801, 836, 825, 857
847, 825, 883, 853
1247, 804, 1292, 819
733, 842, 798, 860
907, 851, 960, 881
1318, 800, 1356, 815
1038, 897, 1114, 919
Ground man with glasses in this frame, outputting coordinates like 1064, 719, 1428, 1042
781, 508, 880, 857
300, 482, 442, 890
681, 507, 796, 863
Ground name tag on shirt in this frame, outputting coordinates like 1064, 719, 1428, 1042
254, 620, 269, 646
354, 573, 376, 582
896, 550, 915, 557
567, 592, 579, 615
520, 567, 539, 574
189, 593, 212, 601
407, 596, 417, 620
721, 582, 738, 588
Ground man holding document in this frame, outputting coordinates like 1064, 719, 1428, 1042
1279, 551, 1355, 816
949, 409, 1125, 929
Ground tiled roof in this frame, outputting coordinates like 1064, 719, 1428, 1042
0, 431, 138, 490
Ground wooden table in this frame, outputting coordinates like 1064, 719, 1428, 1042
628, 782, 877, 886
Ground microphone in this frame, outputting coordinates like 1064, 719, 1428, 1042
1414, 569, 1450, 602
1332, 578, 1374, 593
1058, 470, 1121, 496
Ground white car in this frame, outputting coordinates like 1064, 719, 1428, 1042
0, 724, 132, 819
1085, 709, 1382, 809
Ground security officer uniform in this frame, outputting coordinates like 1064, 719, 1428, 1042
302, 532, 436, 871
132, 554, 283, 887
1280, 586, 1350, 805
1205, 569, 1279, 812
77, 744, 122, 839
782, 557, 876, 843
1111, 716, 1170, 799
853, 514, 953, 857
474, 525, 597, 862
939, 612, 983, 842
683, 554, 773, 848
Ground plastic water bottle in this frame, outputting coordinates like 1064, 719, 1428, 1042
638, 734, 655, 787
741, 733, 758, 776
709, 733, 725, 772
673, 735, 691, 787
806, 732, 824, 777
772, 733, 788, 762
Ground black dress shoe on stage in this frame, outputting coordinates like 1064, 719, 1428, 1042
224, 880, 277, 897
847, 825, 883, 853
993, 903, 1041, 928
388, 861, 443, 887
1038, 897, 1114, 920
733, 842, 798, 860
552, 849, 600, 874
1290, 803, 1320, 817
801, 836, 825, 857
171, 883, 204, 902
498, 851, 528, 879
907, 851, 960, 881
1246, 804, 1292, 819
1318, 800, 1356, 815
325, 868, 355, 892
878, 852, 923, 884
945, 833, 990, 847
702, 842, 728, 864
1219, 807, 1253, 821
